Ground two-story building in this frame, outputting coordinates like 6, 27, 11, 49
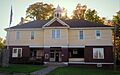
5, 6, 113, 67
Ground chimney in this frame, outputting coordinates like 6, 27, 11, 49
19, 17, 24, 25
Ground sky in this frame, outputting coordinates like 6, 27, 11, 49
0, 0, 120, 39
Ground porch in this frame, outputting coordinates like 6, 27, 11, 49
68, 48, 84, 64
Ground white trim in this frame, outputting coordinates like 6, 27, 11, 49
86, 44, 113, 46
42, 18, 70, 28
44, 62, 114, 65
85, 62, 114, 64
68, 62, 114, 64
61, 46, 68, 48
69, 62, 85, 64
6, 28, 43, 31
68, 46, 85, 48
29, 46, 44, 48
5, 27, 113, 31
70, 27, 114, 30
43, 27, 69, 29
62, 62, 68, 65
44, 62, 49, 64
44, 46, 50, 48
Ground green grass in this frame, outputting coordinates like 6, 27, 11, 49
0, 64, 46, 73
48, 66, 120, 75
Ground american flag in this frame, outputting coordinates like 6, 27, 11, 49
9, 5, 13, 25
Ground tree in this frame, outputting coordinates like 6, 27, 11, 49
85, 9, 104, 24
0, 37, 5, 49
26, 2, 54, 20
61, 8, 69, 20
72, 3, 87, 19
113, 10, 120, 62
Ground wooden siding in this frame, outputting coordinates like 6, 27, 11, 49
7, 28, 112, 46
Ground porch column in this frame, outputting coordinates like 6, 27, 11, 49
44, 48, 50, 62
61, 48, 68, 62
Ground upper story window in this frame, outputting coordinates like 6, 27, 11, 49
30, 31, 35, 40
52, 29, 60, 39
96, 30, 101, 39
79, 30, 84, 40
16, 31, 20, 40
93, 48, 104, 59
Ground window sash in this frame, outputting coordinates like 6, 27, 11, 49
12, 48, 22, 57
31, 32, 35, 40
96, 30, 101, 39
52, 29, 60, 39
16, 31, 20, 40
93, 48, 104, 59
79, 30, 84, 39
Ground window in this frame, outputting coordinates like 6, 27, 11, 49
93, 48, 104, 59
79, 30, 84, 40
16, 31, 20, 40
52, 29, 60, 39
96, 30, 101, 39
12, 48, 22, 57
50, 53, 54, 58
30, 31, 35, 40
73, 50, 78, 54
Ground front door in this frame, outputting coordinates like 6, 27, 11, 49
50, 47, 61, 62
55, 53, 59, 62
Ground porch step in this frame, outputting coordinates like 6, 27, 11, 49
44, 62, 68, 67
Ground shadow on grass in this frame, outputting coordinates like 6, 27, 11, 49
0, 64, 46, 74
48, 66, 120, 75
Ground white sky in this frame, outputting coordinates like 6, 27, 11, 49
0, 0, 120, 39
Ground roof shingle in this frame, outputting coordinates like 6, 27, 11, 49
8, 19, 112, 29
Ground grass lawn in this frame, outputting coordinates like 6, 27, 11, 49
0, 64, 46, 73
48, 66, 120, 75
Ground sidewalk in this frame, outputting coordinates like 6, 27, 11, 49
30, 66, 58, 75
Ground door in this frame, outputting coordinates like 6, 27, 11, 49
55, 53, 59, 62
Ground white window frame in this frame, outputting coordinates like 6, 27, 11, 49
16, 31, 20, 40
93, 48, 104, 59
12, 48, 22, 57
96, 30, 101, 39
30, 31, 35, 40
79, 30, 84, 40
52, 29, 60, 39
73, 50, 78, 54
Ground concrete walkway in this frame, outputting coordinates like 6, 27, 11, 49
30, 66, 58, 75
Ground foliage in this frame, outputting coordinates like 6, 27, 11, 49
0, 37, 5, 49
0, 64, 46, 73
61, 8, 69, 20
113, 10, 120, 61
72, 3, 87, 19
72, 3, 105, 24
85, 9, 104, 24
26, 2, 54, 20
48, 66, 120, 75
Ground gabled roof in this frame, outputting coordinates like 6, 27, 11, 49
42, 18, 69, 28
7, 19, 112, 29
63, 19, 111, 28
